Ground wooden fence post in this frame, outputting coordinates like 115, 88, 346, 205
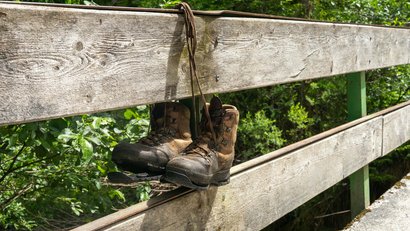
347, 72, 370, 218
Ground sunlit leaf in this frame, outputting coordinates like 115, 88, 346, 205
86, 136, 102, 146
79, 137, 93, 164
109, 189, 125, 202
124, 109, 136, 120
91, 117, 102, 129
83, 0, 98, 6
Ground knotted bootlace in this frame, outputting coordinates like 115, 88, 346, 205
183, 107, 225, 161
183, 132, 215, 163
178, 2, 217, 145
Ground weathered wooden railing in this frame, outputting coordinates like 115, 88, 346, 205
0, 2, 409, 230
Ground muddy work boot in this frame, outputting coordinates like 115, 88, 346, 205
165, 97, 239, 190
112, 102, 192, 174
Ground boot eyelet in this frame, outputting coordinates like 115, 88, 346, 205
226, 127, 232, 132
172, 118, 177, 123
221, 139, 228, 145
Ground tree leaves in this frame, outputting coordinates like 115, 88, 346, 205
79, 137, 93, 164
123, 109, 136, 120
0, 106, 149, 229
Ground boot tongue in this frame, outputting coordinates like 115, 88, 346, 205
209, 96, 222, 112
151, 103, 165, 130
186, 96, 223, 156
209, 96, 224, 130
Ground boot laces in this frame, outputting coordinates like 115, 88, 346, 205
183, 108, 225, 161
183, 133, 215, 163
140, 127, 177, 146
178, 2, 218, 145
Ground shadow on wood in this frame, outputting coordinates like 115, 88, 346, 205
107, 187, 219, 230
164, 16, 185, 101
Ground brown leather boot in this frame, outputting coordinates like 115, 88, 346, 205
112, 102, 192, 174
165, 97, 239, 190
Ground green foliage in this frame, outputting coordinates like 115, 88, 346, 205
367, 65, 410, 113
313, 0, 410, 26
237, 111, 285, 159
136, 182, 152, 201
288, 103, 312, 128
287, 103, 315, 138
222, 75, 347, 149
0, 107, 150, 230
4, 0, 410, 230
64, 0, 82, 4
160, 0, 181, 9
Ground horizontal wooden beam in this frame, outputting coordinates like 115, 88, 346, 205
75, 102, 409, 231
382, 105, 410, 155
106, 118, 383, 231
1, 3, 410, 125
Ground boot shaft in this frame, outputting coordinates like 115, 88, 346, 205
218, 105, 239, 154
151, 102, 191, 140
199, 97, 239, 154
164, 97, 239, 189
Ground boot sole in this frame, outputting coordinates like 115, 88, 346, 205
107, 172, 162, 184
164, 169, 230, 190
115, 161, 166, 175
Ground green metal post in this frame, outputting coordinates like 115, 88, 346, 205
347, 72, 370, 219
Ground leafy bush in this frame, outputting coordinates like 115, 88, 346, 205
287, 102, 315, 138
0, 107, 150, 230
237, 111, 286, 160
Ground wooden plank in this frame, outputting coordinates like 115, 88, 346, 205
75, 103, 408, 230
72, 101, 410, 231
82, 117, 382, 231
1, 3, 410, 125
229, 101, 410, 177
382, 105, 410, 155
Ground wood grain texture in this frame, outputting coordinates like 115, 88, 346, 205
382, 105, 410, 155
1, 3, 410, 125
82, 117, 382, 231
71, 101, 409, 231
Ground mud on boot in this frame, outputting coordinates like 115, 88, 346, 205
165, 96, 239, 190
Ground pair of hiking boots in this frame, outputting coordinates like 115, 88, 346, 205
111, 96, 239, 190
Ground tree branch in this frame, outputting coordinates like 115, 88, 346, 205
395, 86, 410, 105
0, 183, 33, 210
0, 143, 26, 183
7, 153, 59, 174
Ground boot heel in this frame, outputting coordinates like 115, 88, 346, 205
165, 170, 210, 190
211, 169, 230, 186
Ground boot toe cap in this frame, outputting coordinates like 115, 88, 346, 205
112, 142, 172, 173
166, 156, 212, 182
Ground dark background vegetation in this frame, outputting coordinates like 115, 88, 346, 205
1, 0, 409, 230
